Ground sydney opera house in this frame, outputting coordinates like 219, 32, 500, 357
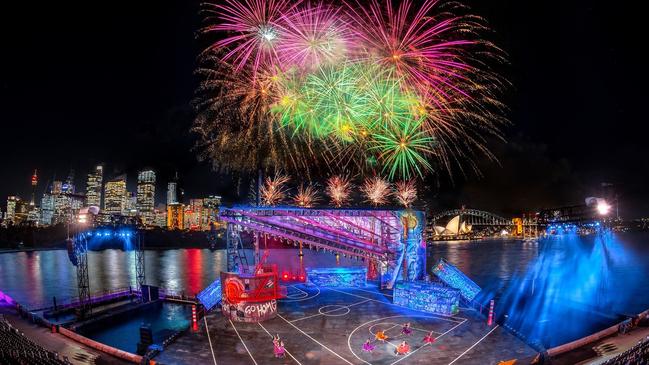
433, 215, 473, 236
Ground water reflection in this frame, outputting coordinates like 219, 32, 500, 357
492, 232, 646, 348
1, 233, 648, 348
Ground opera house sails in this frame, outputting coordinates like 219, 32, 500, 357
433, 215, 473, 236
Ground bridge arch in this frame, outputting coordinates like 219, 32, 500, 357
430, 209, 510, 227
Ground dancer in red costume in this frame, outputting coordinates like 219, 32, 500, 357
423, 330, 436, 344
395, 341, 411, 356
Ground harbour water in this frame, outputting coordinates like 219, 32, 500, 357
1, 232, 648, 349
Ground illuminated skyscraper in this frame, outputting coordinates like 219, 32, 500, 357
183, 199, 204, 231
86, 165, 103, 208
136, 169, 156, 225
153, 204, 167, 228
167, 171, 182, 205
167, 203, 184, 230
50, 180, 66, 224
124, 191, 138, 216
203, 195, 222, 229
5, 196, 19, 224
104, 175, 127, 215
167, 182, 177, 205
30, 170, 38, 206
40, 193, 55, 225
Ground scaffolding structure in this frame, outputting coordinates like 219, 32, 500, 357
73, 235, 92, 318
70, 226, 145, 318
226, 223, 250, 273
220, 206, 427, 288
134, 231, 145, 291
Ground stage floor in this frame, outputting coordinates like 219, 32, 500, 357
156, 284, 537, 365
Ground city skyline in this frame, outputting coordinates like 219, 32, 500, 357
1, 0, 648, 218
1, 164, 224, 230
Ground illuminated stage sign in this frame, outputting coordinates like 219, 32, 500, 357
306, 267, 367, 287
394, 281, 460, 315
222, 299, 278, 323
432, 259, 481, 302
197, 279, 222, 311
220, 268, 283, 322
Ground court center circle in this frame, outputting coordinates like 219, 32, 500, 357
318, 305, 350, 316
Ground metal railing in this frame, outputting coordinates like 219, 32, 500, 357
30, 287, 137, 312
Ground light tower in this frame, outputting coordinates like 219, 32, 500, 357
30, 169, 38, 207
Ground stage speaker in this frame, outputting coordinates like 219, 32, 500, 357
141, 285, 159, 303
137, 324, 153, 355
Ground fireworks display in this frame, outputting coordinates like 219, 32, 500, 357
260, 172, 290, 206
293, 183, 320, 207
361, 176, 391, 206
394, 180, 418, 207
195, 0, 506, 180
326, 175, 352, 207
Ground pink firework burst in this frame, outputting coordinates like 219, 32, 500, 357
345, 0, 478, 102
277, 2, 352, 70
200, 0, 300, 76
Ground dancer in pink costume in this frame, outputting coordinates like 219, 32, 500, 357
362, 338, 375, 353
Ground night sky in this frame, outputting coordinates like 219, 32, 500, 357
1, 0, 647, 217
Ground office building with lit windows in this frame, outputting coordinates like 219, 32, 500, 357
104, 175, 127, 215
86, 165, 103, 208
167, 203, 184, 230
136, 169, 156, 225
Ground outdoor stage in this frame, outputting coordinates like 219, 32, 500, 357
156, 284, 536, 365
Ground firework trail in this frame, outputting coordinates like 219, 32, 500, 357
361, 176, 391, 206
260, 172, 290, 206
195, 0, 507, 180
394, 180, 417, 207
326, 175, 352, 207
293, 183, 320, 207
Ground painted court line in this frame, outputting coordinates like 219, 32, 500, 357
277, 312, 355, 365
203, 316, 218, 365
369, 322, 443, 336
281, 285, 320, 302
326, 287, 466, 323
290, 299, 370, 323
447, 325, 500, 365
257, 322, 303, 365
349, 287, 394, 297
368, 322, 401, 336
229, 319, 259, 365
390, 318, 467, 365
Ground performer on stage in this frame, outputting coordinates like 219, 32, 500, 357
375, 330, 388, 342
401, 322, 412, 336
362, 338, 375, 353
274, 340, 286, 358
423, 331, 436, 344
395, 341, 411, 356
